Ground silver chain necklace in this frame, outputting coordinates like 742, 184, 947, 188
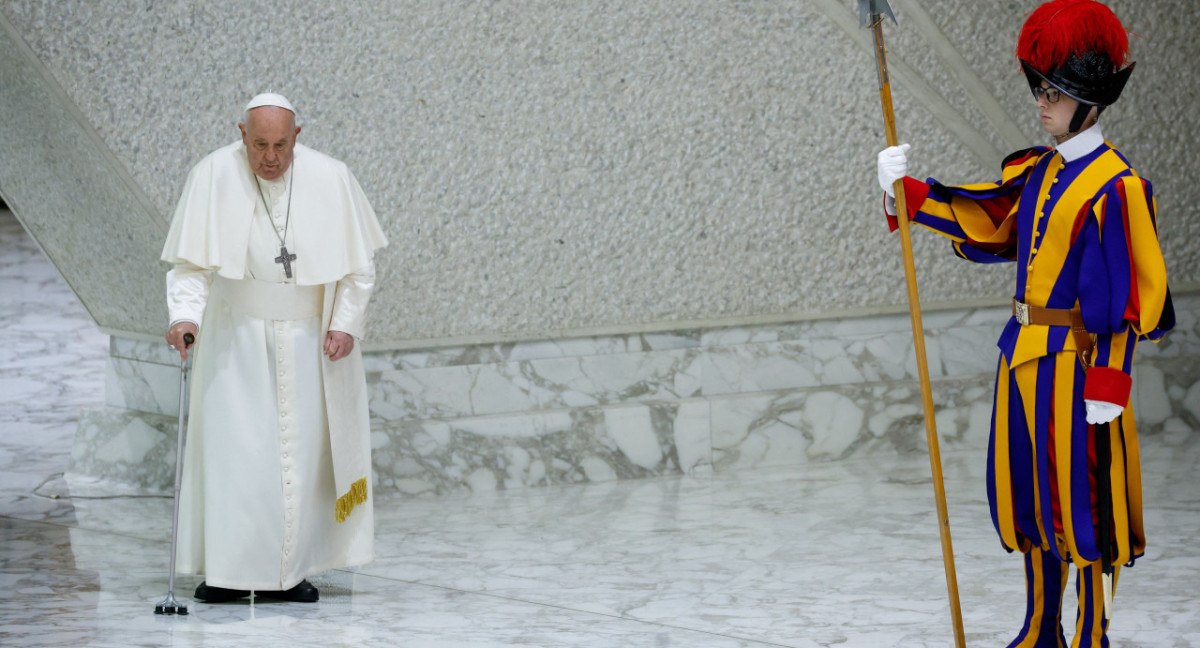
254, 164, 297, 279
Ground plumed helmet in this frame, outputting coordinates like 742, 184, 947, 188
1016, 0, 1135, 132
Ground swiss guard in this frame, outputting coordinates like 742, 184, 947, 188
875, 1, 1175, 646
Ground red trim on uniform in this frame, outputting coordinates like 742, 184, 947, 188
884, 177, 928, 233
1083, 366, 1132, 407
902, 176, 929, 219
1087, 411, 1100, 528
1048, 371, 1063, 535
979, 195, 1014, 226
1119, 180, 1142, 323
1069, 199, 1092, 247
1004, 149, 1042, 170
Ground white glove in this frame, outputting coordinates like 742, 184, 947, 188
877, 143, 911, 198
884, 195, 898, 217
1085, 400, 1123, 425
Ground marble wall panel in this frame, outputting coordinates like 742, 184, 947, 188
75, 295, 1200, 497
103, 337, 188, 417
363, 330, 702, 370
110, 336, 179, 364
104, 357, 180, 417
368, 347, 703, 422
370, 400, 705, 497
709, 375, 996, 473
69, 408, 177, 496
1132, 359, 1200, 435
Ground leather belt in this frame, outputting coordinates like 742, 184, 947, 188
1012, 299, 1076, 327
1012, 298, 1095, 367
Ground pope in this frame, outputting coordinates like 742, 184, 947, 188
162, 93, 388, 603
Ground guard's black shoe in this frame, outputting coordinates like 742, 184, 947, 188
256, 579, 319, 603
193, 581, 250, 602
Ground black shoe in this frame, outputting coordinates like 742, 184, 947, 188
255, 579, 319, 603
194, 581, 251, 602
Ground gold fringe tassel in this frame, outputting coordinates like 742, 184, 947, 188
334, 477, 369, 523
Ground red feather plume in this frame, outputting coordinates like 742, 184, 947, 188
1017, 0, 1129, 73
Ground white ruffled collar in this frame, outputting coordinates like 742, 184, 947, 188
1055, 123, 1105, 162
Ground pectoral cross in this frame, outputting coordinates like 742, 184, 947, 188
275, 246, 297, 279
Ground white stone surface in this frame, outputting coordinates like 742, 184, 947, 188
93, 273, 1200, 498
604, 405, 663, 470
673, 400, 713, 474
104, 356, 180, 416
6, 390, 1200, 648
3, 206, 1200, 647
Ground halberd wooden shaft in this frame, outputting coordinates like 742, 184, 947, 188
868, 13, 967, 648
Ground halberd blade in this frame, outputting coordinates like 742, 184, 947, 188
859, 0, 897, 28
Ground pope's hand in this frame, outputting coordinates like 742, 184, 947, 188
877, 143, 911, 197
1085, 399, 1123, 425
166, 322, 198, 362
325, 330, 355, 362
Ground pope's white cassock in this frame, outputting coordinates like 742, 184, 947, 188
161, 140, 387, 591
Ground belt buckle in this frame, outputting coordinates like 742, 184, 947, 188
1015, 300, 1031, 326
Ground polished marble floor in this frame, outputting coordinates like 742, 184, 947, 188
2, 207, 1198, 647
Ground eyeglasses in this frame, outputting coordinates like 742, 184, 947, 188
1032, 86, 1061, 103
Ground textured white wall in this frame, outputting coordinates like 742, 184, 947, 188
2, 1, 1197, 347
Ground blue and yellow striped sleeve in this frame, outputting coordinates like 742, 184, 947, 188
892, 148, 1046, 263
1080, 175, 1174, 405
1079, 175, 1173, 338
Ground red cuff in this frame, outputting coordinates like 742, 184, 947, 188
902, 176, 929, 217
1083, 366, 1132, 407
884, 177, 928, 232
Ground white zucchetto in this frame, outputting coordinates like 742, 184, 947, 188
244, 92, 296, 116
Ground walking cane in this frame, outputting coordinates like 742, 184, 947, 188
858, 2, 966, 646
155, 332, 194, 615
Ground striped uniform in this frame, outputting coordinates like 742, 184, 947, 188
894, 135, 1173, 647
